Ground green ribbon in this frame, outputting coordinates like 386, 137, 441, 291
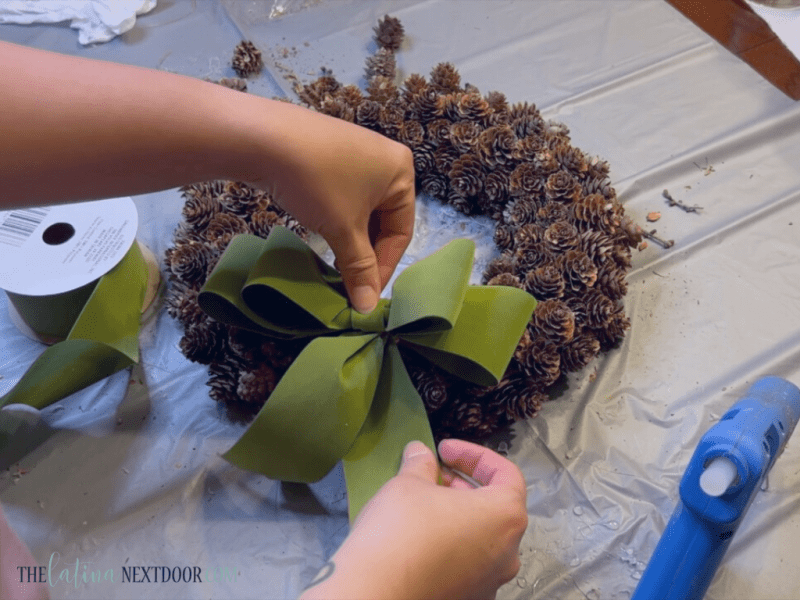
0, 243, 148, 445
198, 226, 536, 520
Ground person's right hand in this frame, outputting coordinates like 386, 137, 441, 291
300, 439, 529, 600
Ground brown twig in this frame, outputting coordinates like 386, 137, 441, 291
642, 229, 674, 249
663, 189, 702, 214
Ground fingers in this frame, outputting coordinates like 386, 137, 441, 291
370, 182, 415, 291
438, 439, 527, 498
325, 230, 381, 314
398, 440, 439, 484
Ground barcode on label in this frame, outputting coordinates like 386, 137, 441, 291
0, 207, 51, 247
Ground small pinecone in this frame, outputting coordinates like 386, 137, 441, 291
582, 288, 616, 329
516, 336, 562, 388
509, 162, 544, 197
205, 213, 250, 250
419, 172, 448, 199
618, 215, 645, 248
485, 91, 509, 122
477, 193, 505, 221
513, 241, 552, 274
165, 283, 204, 327
408, 87, 440, 123
579, 229, 615, 265
545, 170, 581, 203
457, 93, 491, 123
505, 199, 539, 227
530, 299, 575, 345
426, 119, 451, 146
365, 47, 397, 81
219, 181, 259, 217
207, 357, 247, 412
446, 188, 477, 215
337, 84, 364, 108
232, 40, 263, 78
488, 369, 547, 421
514, 134, 545, 162
585, 156, 611, 180
523, 263, 565, 300
484, 169, 510, 204
476, 125, 516, 169
447, 401, 497, 438
513, 222, 545, 247
168, 240, 212, 286
250, 210, 284, 239
536, 202, 571, 227
320, 96, 355, 123
544, 220, 580, 253
355, 99, 383, 131
402, 73, 428, 101
487, 272, 522, 288
563, 296, 589, 329
429, 62, 461, 93
449, 121, 482, 154
373, 15, 404, 51
366, 76, 399, 104
482, 252, 516, 283
594, 310, 630, 351
554, 144, 588, 176
574, 194, 620, 232
558, 249, 598, 291
581, 175, 617, 201
594, 261, 628, 301
433, 142, 459, 174
437, 92, 463, 122
417, 370, 449, 412
448, 153, 484, 198
493, 223, 516, 252
413, 141, 437, 174
512, 113, 545, 139
181, 192, 220, 231
534, 149, 560, 175
180, 318, 229, 364
217, 77, 248, 92
397, 120, 425, 148
237, 363, 279, 405
560, 332, 601, 373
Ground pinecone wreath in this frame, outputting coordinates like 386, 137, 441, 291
165, 18, 643, 441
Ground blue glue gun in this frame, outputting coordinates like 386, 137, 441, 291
632, 376, 800, 600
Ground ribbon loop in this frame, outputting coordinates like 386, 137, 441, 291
346, 300, 391, 333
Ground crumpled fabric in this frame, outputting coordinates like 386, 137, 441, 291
0, 1, 157, 45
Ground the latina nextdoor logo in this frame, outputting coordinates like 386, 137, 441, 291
16, 553, 238, 590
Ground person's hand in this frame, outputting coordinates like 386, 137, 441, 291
300, 439, 528, 600
242, 101, 416, 313
0, 504, 50, 600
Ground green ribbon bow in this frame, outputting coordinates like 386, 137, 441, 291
1, 243, 148, 446
199, 226, 536, 520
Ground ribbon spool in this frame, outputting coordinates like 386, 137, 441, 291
0, 198, 161, 413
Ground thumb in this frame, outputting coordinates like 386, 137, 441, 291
327, 232, 381, 314
398, 441, 438, 483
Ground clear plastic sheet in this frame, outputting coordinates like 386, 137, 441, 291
2, 1, 800, 598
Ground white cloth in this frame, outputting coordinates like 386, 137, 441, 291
0, 1, 156, 45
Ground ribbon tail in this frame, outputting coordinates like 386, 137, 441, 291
0, 243, 147, 414
342, 343, 436, 523
223, 334, 384, 483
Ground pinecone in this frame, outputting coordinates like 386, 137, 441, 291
448, 153, 484, 198
484, 169, 511, 204
573, 193, 620, 232
165, 282, 205, 327
487, 272, 522, 288
320, 96, 355, 123
457, 92, 491, 123
493, 223, 516, 252
560, 332, 601, 372
513, 222, 545, 247
554, 143, 588, 176
419, 172, 448, 199
232, 40, 263, 78
582, 288, 616, 329
250, 210, 284, 239
449, 121, 482, 154
544, 220, 580, 253
514, 134, 545, 162
485, 91, 509, 122
578, 229, 615, 265
237, 363, 279, 405
558, 249, 598, 291
373, 15, 404, 51
366, 76, 399, 105
167, 240, 212, 286
505, 199, 539, 227
181, 191, 220, 230
536, 202, 571, 227
446, 188, 477, 215
180, 318, 229, 365
413, 141, 437, 174
217, 77, 247, 92
356, 99, 383, 131
426, 119, 452, 146
408, 87, 440, 123
516, 335, 561, 387
397, 120, 425, 148
219, 181, 259, 218
402, 73, 428, 101
429, 62, 461, 93
483, 252, 516, 283
204, 213, 250, 250
523, 263, 565, 300
433, 142, 459, 174
476, 125, 516, 169
544, 170, 580, 203
509, 162, 544, 198
365, 47, 397, 81
513, 241, 552, 274
530, 299, 575, 346
594, 261, 628, 301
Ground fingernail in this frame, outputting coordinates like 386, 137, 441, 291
351, 285, 377, 314
403, 441, 429, 461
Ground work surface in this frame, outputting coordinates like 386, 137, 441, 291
2, 1, 800, 598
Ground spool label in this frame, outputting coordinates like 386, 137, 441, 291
0, 198, 138, 296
